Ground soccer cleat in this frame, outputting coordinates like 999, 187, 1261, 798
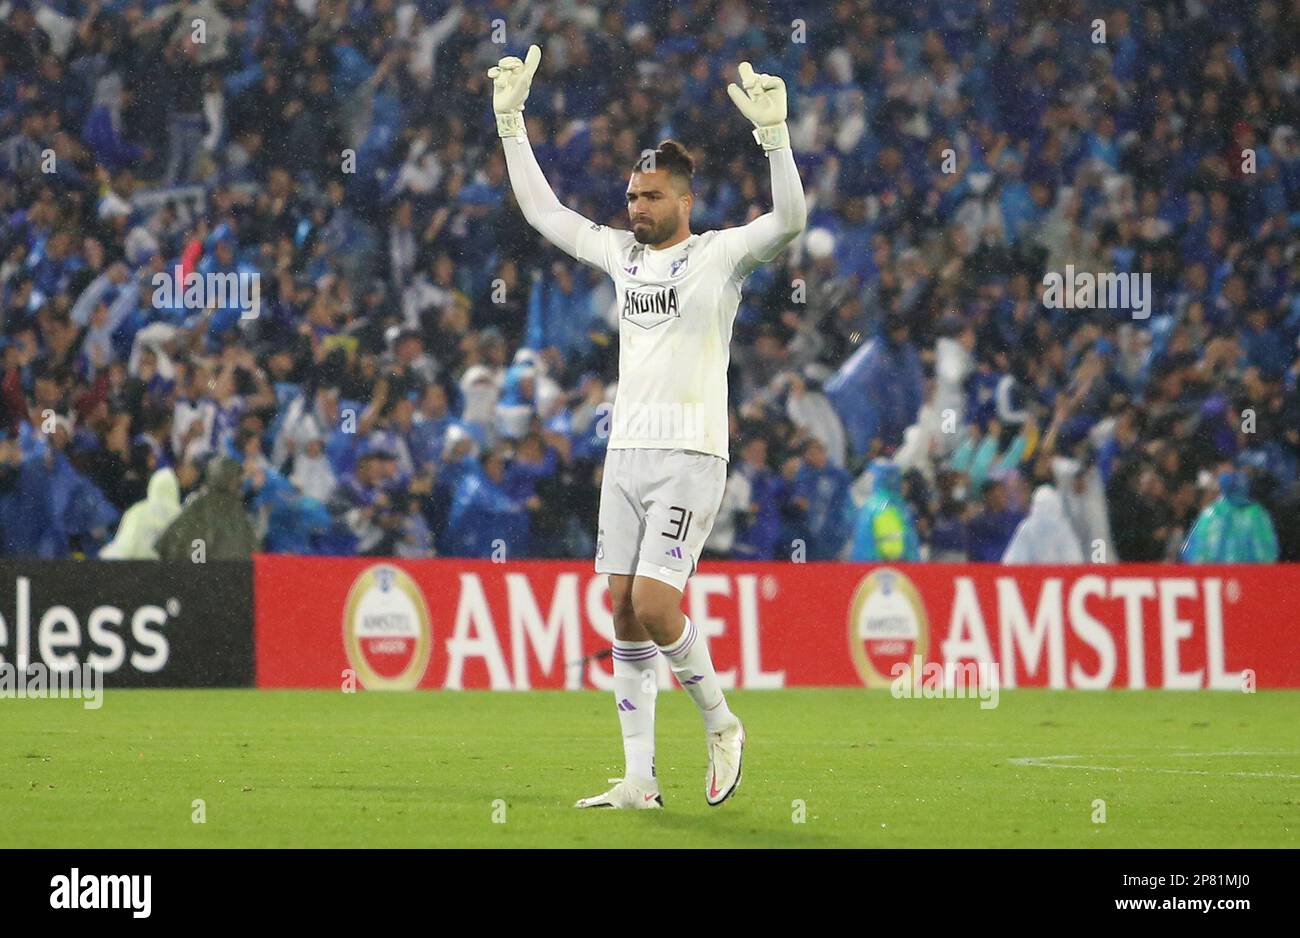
575, 777, 663, 809
705, 716, 745, 806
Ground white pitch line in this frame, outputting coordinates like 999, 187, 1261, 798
1170, 750, 1300, 757
1008, 754, 1300, 780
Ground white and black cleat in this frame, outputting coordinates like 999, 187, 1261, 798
575, 776, 664, 809
705, 716, 745, 806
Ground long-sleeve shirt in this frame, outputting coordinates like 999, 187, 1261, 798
500, 130, 806, 459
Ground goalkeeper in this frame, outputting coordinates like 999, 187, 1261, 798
489, 46, 807, 810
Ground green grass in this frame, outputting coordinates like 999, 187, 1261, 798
1, 689, 1297, 848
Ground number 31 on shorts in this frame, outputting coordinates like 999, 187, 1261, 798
662, 506, 693, 541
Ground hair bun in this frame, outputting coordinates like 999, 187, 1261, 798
655, 139, 696, 176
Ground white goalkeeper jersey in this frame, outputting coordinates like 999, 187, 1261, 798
500, 133, 806, 462
575, 226, 755, 460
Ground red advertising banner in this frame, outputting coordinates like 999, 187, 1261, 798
253, 556, 1300, 690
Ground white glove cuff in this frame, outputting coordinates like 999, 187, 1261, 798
751, 122, 790, 151
496, 111, 526, 139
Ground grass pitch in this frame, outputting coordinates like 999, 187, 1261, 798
2, 688, 1297, 848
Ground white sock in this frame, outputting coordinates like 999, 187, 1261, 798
659, 616, 735, 733
612, 639, 658, 784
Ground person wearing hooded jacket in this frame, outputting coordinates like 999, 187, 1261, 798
444, 445, 534, 558
784, 369, 847, 468
155, 456, 259, 560
825, 313, 925, 458
1002, 485, 1084, 564
98, 467, 182, 559
1051, 450, 1116, 563
850, 459, 921, 561
1180, 470, 1279, 563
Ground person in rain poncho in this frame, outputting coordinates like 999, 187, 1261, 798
155, 456, 259, 560
850, 459, 921, 562
288, 427, 339, 503
1180, 470, 1279, 563
99, 467, 182, 559
458, 364, 500, 446
1001, 485, 1084, 564
1050, 429, 1116, 563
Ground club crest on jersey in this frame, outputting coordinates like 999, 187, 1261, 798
669, 255, 689, 278
621, 286, 681, 330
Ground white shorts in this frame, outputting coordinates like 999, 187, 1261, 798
595, 447, 728, 592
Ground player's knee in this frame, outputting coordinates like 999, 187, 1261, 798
612, 601, 639, 638
629, 597, 675, 644
608, 582, 640, 638
609, 583, 633, 613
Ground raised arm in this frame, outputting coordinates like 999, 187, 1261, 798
500, 132, 593, 259
736, 142, 807, 264
490, 45, 594, 260
722, 63, 808, 273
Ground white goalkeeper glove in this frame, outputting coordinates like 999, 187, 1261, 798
726, 62, 790, 151
489, 44, 541, 139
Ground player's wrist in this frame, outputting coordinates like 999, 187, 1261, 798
751, 121, 790, 151
496, 111, 526, 139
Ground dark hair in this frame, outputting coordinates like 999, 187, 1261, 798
141, 406, 171, 433
234, 426, 261, 455
634, 139, 695, 188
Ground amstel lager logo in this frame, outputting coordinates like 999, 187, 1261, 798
343, 564, 432, 690
847, 567, 929, 687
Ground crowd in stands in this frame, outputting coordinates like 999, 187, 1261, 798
1, 0, 1297, 563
